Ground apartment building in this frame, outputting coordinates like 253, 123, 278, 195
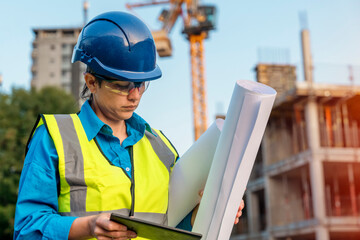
30, 27, 85, 102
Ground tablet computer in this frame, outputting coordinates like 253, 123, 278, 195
110, 213, 202, 240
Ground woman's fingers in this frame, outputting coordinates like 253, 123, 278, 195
234, 199, 245, 224
240, 199, 245, 210
95, 214, 127, 231
91, 213, 137, 239
199, 189, 204, 197
94, 228, 137, 239
196, 192, 246, 225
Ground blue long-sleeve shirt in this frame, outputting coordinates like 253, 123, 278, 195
14, 100, 192, 239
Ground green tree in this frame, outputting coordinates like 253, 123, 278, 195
0, 86, 79, 239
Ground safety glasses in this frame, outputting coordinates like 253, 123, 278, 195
92, 73, 149, 96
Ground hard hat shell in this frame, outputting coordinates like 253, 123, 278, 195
72, 11, 161, 82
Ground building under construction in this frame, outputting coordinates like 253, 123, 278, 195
231, 36, 360, 240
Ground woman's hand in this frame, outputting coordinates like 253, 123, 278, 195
234, 199, 245, 224
69, 213, 137, 240
89, 213, 137, 240
191, 190, 245, 226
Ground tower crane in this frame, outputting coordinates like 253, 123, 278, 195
126, 0, 217, 140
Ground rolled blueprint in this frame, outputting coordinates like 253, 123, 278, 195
192, 80, 276, 240
168, 118, 224, 227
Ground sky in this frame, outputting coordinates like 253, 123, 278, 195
0, 0, 360, 154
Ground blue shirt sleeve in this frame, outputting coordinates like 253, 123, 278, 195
175, 210, 193, 231
13, 125, 76, 240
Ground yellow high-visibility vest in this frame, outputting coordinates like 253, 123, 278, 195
35, 114, 178, 239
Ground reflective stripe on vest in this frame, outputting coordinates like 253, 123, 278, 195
38, 114, 178, 227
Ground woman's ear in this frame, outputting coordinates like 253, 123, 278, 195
84, 73, 97, 94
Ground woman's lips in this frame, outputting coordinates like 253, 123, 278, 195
122, 106, 137, 111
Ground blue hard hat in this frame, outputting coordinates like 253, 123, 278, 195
72, 11, 162, 82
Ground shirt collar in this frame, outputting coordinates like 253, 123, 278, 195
78, 100, 155, 141
78, 100, 105, 141
127, 112, 156, 137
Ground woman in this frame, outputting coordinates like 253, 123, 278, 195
14, 11, 243, 240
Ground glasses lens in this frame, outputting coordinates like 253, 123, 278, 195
104, 80, 149, 96
144, 81, 150, 92
104, 81, 129, 95
92, 73, 150, 95
137, 81, 150, 95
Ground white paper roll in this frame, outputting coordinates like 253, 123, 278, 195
168, 119, 224, 227
192, 80, 276, 240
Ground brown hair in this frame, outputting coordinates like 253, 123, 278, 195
80, 67, 103, 102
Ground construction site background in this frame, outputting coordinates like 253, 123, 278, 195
231, 62, 360, 240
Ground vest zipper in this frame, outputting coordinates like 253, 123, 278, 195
129, 146, 135, 216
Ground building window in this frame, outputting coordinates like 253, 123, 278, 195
50, 72, 55, 78
43, 30, 56, 38
63, 30, 75, 37
62, 55, 71, 63
43, 30, 57, 38
50, 44, 56, 50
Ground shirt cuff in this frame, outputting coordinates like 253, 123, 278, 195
43, 216, 78, 240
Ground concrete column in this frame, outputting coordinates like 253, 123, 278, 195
262, 135, 274, 234
265, 176, 275, 236
305, 100, 329, 240
262, 129, 271, 165
301, 29, 314, 84
246, 191, 260, 234
305, 99, 320, 149
314, 225, 330, 240
310, 157, 329, 240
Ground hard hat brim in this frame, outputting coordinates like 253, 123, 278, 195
72, 48, 162, 82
